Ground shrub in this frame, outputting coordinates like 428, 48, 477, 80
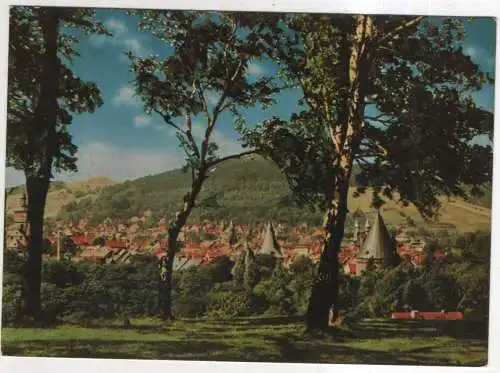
205, 291, 251, 319
2, 282, 23, 326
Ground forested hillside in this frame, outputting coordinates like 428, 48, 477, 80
5, 155, 492, 232
53, 156, 492, 232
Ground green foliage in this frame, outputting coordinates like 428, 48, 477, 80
2, 282, 24, 325
241, 15, 493, 217
1, 231, 490, 325
7, 7, 107, 175
205, 289, 252, 319
254, 262, 296, 315
92, 236, 106, 246
289, 256, 316, 314
173, 266, 213, 317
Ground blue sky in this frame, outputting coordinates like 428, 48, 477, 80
5, 12, 497, 187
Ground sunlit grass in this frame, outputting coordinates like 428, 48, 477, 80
1, 317, 488, 366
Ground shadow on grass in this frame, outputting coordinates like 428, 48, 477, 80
275, 339, 484, 366
3, 336, 483, 366
2, 317, 488, 366
2, 339, 231, 360
347, 319, 489, 341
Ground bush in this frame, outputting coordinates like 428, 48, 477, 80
2, 282, 23, 326
41, 282, 70, 322
205, 291, 251, 319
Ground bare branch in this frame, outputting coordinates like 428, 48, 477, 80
207, 150, 256, 168
154, 108, 185, 133
195, 80, 211, 121
201, 56, 247, 162
185, 111, 201, 160
372, 16, 425, 46
365, 116, 396, 127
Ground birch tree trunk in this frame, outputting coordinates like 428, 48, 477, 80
305, 15, 372, 331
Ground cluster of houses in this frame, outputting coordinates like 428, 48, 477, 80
5, 192, 446, 274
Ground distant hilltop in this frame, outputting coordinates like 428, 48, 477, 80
6, 176, 118, 192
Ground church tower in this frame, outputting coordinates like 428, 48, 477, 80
353, 219, 359, 244
14, 192, 29, 235
6, 191, 29, 249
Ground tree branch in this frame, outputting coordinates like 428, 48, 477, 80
207, 150, 256, 168
202, 55, 246, 163
195, 80, 211, 122
154, 108, 185, 133
184, 111, 200, 160
365, 116, 396, 127
373, 16, 425, 46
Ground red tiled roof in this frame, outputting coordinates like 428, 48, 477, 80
70, 235, 94, 246
410, 254, 425, 266
347, 263, 357, 274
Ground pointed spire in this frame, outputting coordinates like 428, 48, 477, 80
358, 210, 395, 264
353, 219, 359, 242
260, 222, 282, 257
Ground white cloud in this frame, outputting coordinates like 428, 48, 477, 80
105, 18, 127, 35
113, 85, 138, 106
247, 61, 265, 77
464, 45, 495, 70
59, 142, 184, 182
211, 130, 245, 156
189, 121, 244, 157
464, 46, 477, 58
5, 167, 25, 188
133, 115, 152, 128
123, 38, 142, 54
204, 91, 220, 106
155, 125, 167, 131
88, 34, 108, 47
89, 17, 149, 58
4, 142, 185, 186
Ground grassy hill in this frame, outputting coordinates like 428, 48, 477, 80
5, 156, 492, 232
5, 177, 117, 220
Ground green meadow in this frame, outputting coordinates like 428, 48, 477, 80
1, 316, 488, 366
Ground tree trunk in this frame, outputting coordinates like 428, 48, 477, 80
159, 162, 206, 320
160, 226, 181, 320
305, 15, 373, 332
21, 8, 60, 321
306, 181, 350, 331
23, 177, 50, 320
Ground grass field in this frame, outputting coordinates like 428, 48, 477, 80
1, 317, 488, 366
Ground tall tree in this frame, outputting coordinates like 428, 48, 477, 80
241, 15, 493, 331
128, 10, 280, 320
7, 6, 107, 319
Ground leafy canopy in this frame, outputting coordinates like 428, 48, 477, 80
7, 7, 108, 178
128, 10, 282, 172
241, 15, 494, 218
